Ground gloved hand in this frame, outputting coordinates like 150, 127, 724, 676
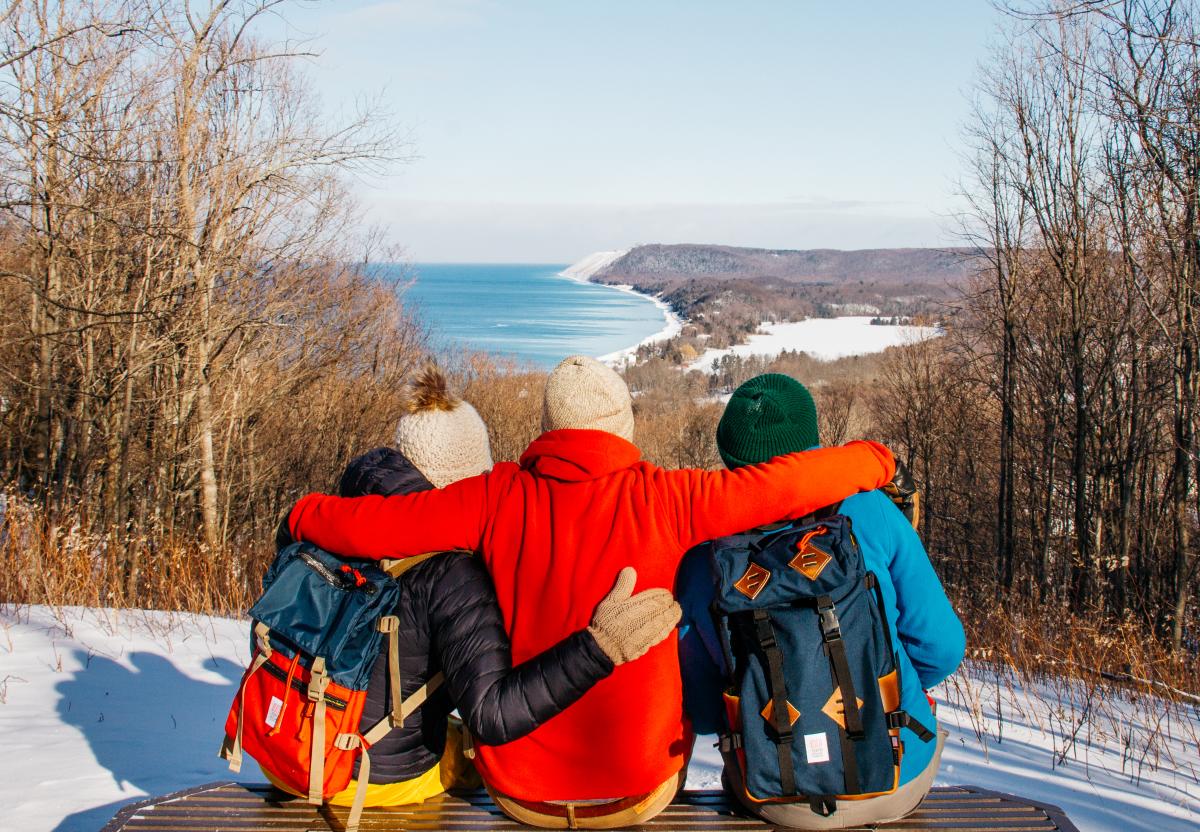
588, 567, 682, 665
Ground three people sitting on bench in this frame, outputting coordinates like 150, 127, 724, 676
279, 357, 962, 829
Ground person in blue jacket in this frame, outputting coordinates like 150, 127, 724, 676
677, 373, 965, 829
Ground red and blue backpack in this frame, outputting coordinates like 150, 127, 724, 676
220, 543, 441, 832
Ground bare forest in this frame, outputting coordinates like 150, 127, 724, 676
942, 0, 1200, 653
0, 0, 429, 608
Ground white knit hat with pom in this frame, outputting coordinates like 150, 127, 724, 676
395, 366, 494, 488
542, 355, 635, 441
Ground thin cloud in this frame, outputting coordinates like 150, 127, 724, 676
369, 199, 952, 262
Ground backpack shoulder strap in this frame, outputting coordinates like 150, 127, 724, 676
798, 500, 844, 527
360, 671, 446, 746
377, 615, 403, 724
381, 549, 447, 578
219, 621, 274, 774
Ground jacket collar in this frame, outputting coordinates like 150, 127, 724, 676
519, 429, 642, 482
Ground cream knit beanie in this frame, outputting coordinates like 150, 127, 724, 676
542, 355, 635, 441
395, 366, 494, 488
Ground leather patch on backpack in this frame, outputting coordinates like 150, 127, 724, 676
790, 529, 832, 580
734, 562, 771, 599
761, 699, 801, 727
821, 688, 865, 730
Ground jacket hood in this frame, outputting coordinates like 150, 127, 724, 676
339, 447, 435, 498
519, 429, 641, 482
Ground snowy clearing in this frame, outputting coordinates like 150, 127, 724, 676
1, 605, 1196, 831
689, 316, 943, 371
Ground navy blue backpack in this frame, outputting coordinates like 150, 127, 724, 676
710, 508, 933, 818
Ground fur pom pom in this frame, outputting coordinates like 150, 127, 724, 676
406, 365, 458, 413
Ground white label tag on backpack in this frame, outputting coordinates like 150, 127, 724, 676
804, 732, 830, 764
265, 696, 284, 728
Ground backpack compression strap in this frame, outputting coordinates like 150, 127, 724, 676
817, 594, 864, 796
862, 573, 935, 744
306, 656, 330, 804
220, 621, 273, 774
752, 610, 798, 796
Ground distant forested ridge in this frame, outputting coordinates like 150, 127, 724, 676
589, 245, 975, 352
595, 244, 978, 285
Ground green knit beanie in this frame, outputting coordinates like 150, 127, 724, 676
716, 374, 819, 469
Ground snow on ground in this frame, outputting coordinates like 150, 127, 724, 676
2, 605, 1197, 831
687, 665, 1200, 831
689, 316, 943, 371
0, 606, 264, 832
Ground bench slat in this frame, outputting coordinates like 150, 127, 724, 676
103, 782, 1080, 832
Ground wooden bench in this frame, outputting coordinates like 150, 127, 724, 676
102, 782, 1080, 831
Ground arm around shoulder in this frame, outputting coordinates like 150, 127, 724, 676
429, 554, 614, 746
287, 469, 495, 559
665, 440, 897, 549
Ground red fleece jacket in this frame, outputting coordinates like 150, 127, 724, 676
288, 430, 895, 800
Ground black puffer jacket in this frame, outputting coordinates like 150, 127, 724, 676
341, 448, 615, 783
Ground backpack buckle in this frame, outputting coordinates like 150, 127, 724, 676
377, 615, 399, 634
307, 660, 329, 702
888, 710, 935, 742
817, 601, 841, 642
752, 610, 778, 649
718, 733, 742, 753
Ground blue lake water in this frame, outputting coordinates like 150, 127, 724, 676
384, 263, 668, 368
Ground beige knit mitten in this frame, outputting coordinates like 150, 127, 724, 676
588, 567, 682, 665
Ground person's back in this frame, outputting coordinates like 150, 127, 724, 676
475, 429, 738, 800
678, 373, 964, 829
287, 358, 899, 809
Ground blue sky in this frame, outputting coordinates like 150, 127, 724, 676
272, 1, 1002, 262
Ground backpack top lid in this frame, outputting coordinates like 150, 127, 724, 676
250, 542, 401, 690
712, 514, 865, 614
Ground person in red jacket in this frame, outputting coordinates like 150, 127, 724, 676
287, 355, 896, 828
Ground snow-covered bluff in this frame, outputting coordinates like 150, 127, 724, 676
559, 249, 630, 282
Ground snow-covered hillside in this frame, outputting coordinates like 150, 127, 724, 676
690, 316, 943, 370
1, 605, 1196, 831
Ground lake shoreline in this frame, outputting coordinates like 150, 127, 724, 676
397, 262, 671, 368
555, 261, 684, 364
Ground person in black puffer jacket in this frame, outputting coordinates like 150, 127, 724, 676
288, 369, 681, 808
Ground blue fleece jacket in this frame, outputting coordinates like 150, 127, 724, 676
677, 488, 965, 785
